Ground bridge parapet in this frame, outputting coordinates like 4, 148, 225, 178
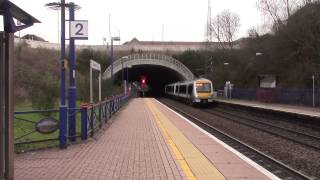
102, 53, 194, 80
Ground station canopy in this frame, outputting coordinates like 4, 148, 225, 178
0, 0, 40, 32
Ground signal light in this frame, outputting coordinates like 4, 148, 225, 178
141, 75, 147, 85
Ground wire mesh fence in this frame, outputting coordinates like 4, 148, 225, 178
230, 88, 320, 107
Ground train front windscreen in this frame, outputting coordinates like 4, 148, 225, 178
196, 83, 211, 93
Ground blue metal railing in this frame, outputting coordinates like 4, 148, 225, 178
14, 93, 131, 151
81, 94, 130, 140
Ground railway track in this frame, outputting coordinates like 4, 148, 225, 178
204, 108, 320, 151
159, 99, 312, 180
217, 105, 320, 131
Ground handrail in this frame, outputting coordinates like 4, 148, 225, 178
81, 93, 131, 140
14, 93, 131, 152
15, 109, 59, 114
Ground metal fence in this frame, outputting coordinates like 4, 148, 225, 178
14, 93, 130, 152
230, 88, 320, 107
276, 88, 320, 106
14, 109, 61, 151
80, 94, 130, 140
230, 88, 257, 101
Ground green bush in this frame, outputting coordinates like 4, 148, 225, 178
30, 74, 59, 110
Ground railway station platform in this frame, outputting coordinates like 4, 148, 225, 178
15, 98, 278, 180
215, 98, 320, 118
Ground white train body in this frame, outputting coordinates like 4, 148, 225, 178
165, 78, 214, 104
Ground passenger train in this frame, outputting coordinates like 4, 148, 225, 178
165, 78, 214, 105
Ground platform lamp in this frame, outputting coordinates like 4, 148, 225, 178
121, 56, 128, 93
110, 36, 120, 81
126, 64, 132, 93
45, 0, 69, 149
0, 1, 40, 179
45, 1, 80, 148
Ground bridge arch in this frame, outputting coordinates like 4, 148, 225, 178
102, 53, 194, 81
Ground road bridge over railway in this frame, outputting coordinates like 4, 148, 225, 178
103, 53, 195, 95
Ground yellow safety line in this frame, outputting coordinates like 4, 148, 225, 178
145, 99, 196, 180
145, 98, 226, 180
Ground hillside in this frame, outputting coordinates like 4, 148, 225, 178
14, 42, 120, 109
173, 3, 320, 89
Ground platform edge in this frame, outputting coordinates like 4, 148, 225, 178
155, 99, 281, 180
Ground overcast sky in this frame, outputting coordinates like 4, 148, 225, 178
10, 0, 263, 45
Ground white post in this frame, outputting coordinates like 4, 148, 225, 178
90, 59, 101, 103
312, 75, 315, 107
99, 72, 102, 102
90, 66, 93, 103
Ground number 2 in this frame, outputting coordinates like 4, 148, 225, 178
75, 23, 84, 35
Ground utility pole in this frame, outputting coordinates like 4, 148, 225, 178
59, 0, 67, 149
162, 24, 164, 41
312, 75, 315, 107
206, 0, 212, 42
68, 2, 76, 142
109, 14, 111, 41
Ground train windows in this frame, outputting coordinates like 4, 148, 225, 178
179, 85, 186, 94
188, 84, 193, 94
169, 86, 173, 93
166, 85, 173, 93
196, 83, 211, 92
175, 85, 179, 94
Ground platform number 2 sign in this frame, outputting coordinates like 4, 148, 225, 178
70, 20, 88, 39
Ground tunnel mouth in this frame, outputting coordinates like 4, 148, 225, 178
114, 65, 186, 97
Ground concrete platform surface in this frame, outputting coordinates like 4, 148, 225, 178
215, 98, 320, 118
14, 98, 277, 180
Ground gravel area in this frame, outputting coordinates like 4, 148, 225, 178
160, 98, 320, 178
219, 105, 320, 134
207, 108, 320, 150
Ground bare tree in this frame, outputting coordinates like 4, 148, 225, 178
211, 10, 240, 49
257, 0, 304, 30
300, 0, 320, 4
247, 27, 260, 38
211, 15, 222, 45
257, 0, 283, 28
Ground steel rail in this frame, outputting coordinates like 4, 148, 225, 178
159, 99, 311, 180
205, 108, 320, 151
214, 108, 320, 140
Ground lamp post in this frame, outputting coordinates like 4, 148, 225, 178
67, 2, 81, 142
58, 0, 67, 149
121, 58, 124, 85
103, 37, 108, 48
126, 65, 132, 94
223, 62, 231, 98
116, 29, 121, 45
110, 36, 120, 81
46, 0, 67, 149
103, 37, 109, 76
45, 0, 79, 148
121, 56, 128, 93
312, 75, 315, 107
